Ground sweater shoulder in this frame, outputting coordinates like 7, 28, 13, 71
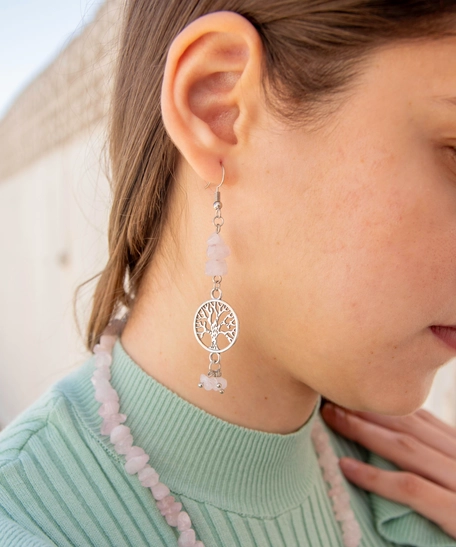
0, 356, 95, 469
0, 391, 66, 468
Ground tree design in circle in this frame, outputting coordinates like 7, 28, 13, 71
195, 300, 237, 351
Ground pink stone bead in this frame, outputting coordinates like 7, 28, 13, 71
319, 452, 338, 467
343, 529, 362, 546
330, 485, 348, 498
323, 467, 338, 482
216, 377, 227, 389
334, 503, 353, 520
98, 401, 120, 418
156, 495, 174, 510
94, 351, 112, 368
333, 491, 351, 505
195, 542, 204, 547
138, 466, 159, 487
151, 482, 170, 500
206, 232, 223, 245
114, 435, 134, 454
95, 385, 119, 403
125, 454, 150, 474
93, 377, 111, 390
177, 511, 191, 531
161, 501, 182, 516
330, 473, 344, 486
342, 519, 359, 533
93, 368, 111, 382
170, 502, 183, 514
166, 512, 179, 526
205, 259, 227, 276
313, 439, 326, 451
110, 425, 131, 444
93, 344, 105, 354
344, 534, 360, 547
348, 536, 361, 547
201, 375, 217, 391
178, 528, 196, 547
125, 446, 146, 461
329, 484, 344, 496
206, 244, 230, 260
101, 418, 121, 436
160, 503, 173, 515
100, 334, 116, 351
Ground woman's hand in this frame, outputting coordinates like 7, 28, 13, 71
320, 402, 456, 539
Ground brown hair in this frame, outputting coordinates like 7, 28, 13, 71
74, 0, 456, 352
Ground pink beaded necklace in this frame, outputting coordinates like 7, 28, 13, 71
91, 319, 362, 547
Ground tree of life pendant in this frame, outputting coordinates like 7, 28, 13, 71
193, 287, 239, 394
193, 298, 238, 353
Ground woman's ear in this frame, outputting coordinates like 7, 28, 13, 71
161, 11, 263, 184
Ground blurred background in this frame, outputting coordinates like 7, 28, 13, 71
0, 0, 455, 430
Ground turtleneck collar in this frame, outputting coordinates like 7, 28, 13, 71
69, 337, 323, 518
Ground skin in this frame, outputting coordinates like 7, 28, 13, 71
120, 11, 456, 535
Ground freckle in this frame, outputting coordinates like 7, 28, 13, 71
265, 396, 268, 400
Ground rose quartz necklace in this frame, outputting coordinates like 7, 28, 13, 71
91, 318, 362, 547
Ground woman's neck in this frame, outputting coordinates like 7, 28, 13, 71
120, 268, 319, 435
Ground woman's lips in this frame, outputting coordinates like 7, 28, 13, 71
430, 325, 456, 352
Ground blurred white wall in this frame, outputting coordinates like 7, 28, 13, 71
0, 0, 121, 428
0, 0, 455, 429
0, 126, 110, 426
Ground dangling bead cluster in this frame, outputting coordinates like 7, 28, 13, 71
311, 418, 362, 547
91, 320, 205, 547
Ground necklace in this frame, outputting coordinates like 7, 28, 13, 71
91, 320, 362, 547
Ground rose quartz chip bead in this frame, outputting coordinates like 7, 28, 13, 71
311, 418, 362, 547
91, 326, 205, 547
199, 374, 227, 391
205, 232, 230, 276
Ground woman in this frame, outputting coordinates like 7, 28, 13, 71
1, 0, 456, 545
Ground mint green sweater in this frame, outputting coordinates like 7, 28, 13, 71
0, 338, 454, 546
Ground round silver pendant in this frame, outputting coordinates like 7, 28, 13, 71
193, 298, 239, 353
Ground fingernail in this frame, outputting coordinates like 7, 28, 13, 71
339, 458, 359, 472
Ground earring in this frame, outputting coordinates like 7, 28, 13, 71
193, 163, 239, 394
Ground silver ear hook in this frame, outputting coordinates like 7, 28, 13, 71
204, 164, 225, 190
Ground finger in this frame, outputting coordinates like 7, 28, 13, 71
326, 405, 456, 460
415, 408, 456, 439
339, 459, 456, 539
321, 405, 456, 492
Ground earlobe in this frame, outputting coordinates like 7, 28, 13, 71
161, 11, 263, 183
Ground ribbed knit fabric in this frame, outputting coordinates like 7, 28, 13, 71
0, 338, 455, 547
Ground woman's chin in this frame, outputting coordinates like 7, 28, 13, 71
356, 379, 436, 416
